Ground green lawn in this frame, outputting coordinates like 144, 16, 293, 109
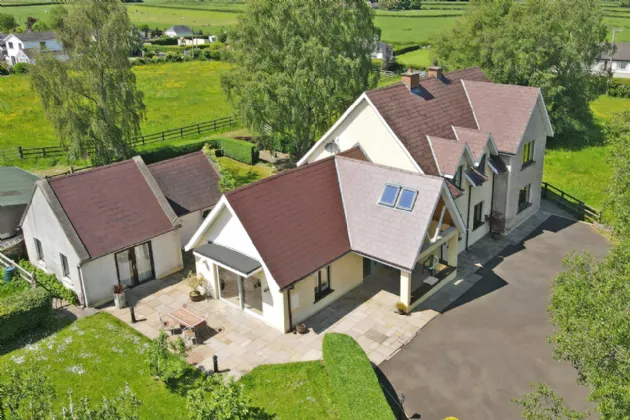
218, 156, 274, 187
0, 312, 192, 419
396, 48, 434, 69
241, 361, 339, 420
0, 61, 233, 151
543, 95, 630, 210
375, 15, 459, 45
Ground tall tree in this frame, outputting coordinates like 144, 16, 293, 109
30, 0, 145, 165
604, 109, 630, 240
435, 0, 608, 136
549, 243, 630, 419
0, 14, 17, 33
514, 383, 590, 420
221, 0, 378, 157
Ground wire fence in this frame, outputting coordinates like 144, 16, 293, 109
0, 115, 238, 163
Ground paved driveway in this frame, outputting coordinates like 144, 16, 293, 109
380, 216, 610, 420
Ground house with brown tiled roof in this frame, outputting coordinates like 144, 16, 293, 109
185, 155, 466, 332
20, 151, 221, 307
298, 66, 553, 251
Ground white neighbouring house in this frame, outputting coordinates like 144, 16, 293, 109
21, 152, 221, 307
2, 31, 64, 67
592, 42, 630, 79
164, 25, 193, 38
298, 66, 554, 251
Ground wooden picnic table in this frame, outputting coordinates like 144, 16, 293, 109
168, 308, 206, 330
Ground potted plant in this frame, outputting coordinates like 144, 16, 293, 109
485, 211, 506, 239
395, 302, 408, 315
186, 271, 205, 302
113, 284, 126, 309
295, 322, 308, 334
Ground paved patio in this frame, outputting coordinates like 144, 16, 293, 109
105, 201, 567, 378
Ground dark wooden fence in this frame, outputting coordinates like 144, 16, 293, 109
541, 182, 602, 223
0, 115, 237, 163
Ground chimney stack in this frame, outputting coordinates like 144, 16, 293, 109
427, 60, 443, 79
402, 67, 420, 91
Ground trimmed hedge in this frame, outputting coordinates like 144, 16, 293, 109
322, 333, 395, 420
19, 260, 79, 304
140, 137, 259, 165
609, 80, 630, 98
0, 287, 52, 344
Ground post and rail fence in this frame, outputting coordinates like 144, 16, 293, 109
541, 182, 602, 223
0, 115, 237, 163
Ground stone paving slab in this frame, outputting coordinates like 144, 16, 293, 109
103, 207, 559, 378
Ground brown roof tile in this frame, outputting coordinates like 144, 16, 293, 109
337, 146, 369, 162
48, 160, 174, 259
453, 127, 490, 163
463, 80, 540, 154
366, 67, 489, 175
226, 158, 350, 289
149, 151, 221, 217
427, 136, 466, 177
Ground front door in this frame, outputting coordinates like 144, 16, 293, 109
115, 242, 155, 288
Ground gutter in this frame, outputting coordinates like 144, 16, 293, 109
465, 185, 472, 251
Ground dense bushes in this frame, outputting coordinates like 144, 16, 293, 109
322, 333, 395, 420
150, 37, 178, 46
0, 287, 52, 344
10, 63, 31, 74
140, 137, 259, 165
609, 79, 630, 98
0, 63, 8, 76
19, 260, 79, 304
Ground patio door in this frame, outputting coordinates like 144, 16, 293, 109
115, 242, 155, 288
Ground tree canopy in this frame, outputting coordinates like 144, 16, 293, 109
435, 0, 608, 136
30, 0, 145, 165
221, 0, 379, 157
0, 14, 17, 33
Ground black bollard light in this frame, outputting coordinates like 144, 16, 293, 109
130, 305, 137, 324
213, 355, 219, 373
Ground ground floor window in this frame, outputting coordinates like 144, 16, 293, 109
115, 241, 155, 288
314, 266, 332, 302
473, 201, 484, 230
518, 184, 531, 213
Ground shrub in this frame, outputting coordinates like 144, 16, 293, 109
0, 287, 52, 344
10, 63, 31, 74
151, 36, 178, 46
322, 333, 395, 420
0, 62, 9, 76
609, 80, 630, 98
19, 260, 79, 304
219, 137, 259, 165
140, 139, 210, 164
144, 51, 155, 59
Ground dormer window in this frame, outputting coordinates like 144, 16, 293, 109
453, 165, 463, 189
478, 154, 486, 176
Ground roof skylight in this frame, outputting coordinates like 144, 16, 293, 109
395, 188, 418, 211
378, 185, 418, 211
379, 184, 400, 207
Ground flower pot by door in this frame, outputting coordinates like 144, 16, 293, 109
114, 292, 126, 309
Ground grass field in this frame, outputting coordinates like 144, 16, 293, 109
0, 61, 233, 151
375, 15, 459, 45
241, 361, 339, 420
543, 95, 630, 210
396, 48, 434, 69
0, 313, 192, 418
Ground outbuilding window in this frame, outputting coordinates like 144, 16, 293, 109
34, 238, 44, 262
314, 266, 332, 302
60, 254, 70, 278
